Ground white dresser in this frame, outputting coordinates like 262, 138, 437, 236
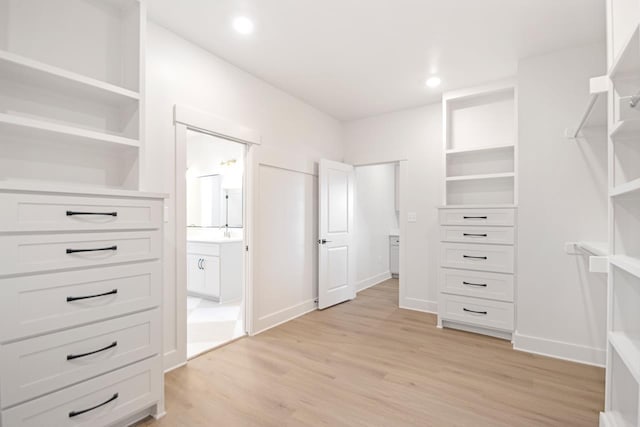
0, 185, 165, 426
437, 206, 517, 340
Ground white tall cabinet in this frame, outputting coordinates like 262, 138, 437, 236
0, 1, 165, 425
438, 81, 518, 340
601, 1, 640, 425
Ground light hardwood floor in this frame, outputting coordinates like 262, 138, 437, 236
137, 279, 604, 426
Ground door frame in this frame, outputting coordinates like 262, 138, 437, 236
352, 159, 408, 307
173, 105, 261, 365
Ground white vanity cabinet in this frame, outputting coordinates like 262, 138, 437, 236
187, 240, 243, 303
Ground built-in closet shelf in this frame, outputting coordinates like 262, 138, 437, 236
610, 177, 640, 197
610, 255, 640, 279
0, 113, 140, 149
446, 172, 515, 182
576, 241, 608, 256
566, 241, 609, 273
609, 332, 640, 383
445, 144, 514, 155
609, 24, 640, 79
0, 50, 140, 107
609, 118, 640, 139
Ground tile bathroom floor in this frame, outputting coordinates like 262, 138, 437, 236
187, 296, 244, 358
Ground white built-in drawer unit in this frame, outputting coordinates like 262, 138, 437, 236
437, 207, 517, 339
0, 186, 165, 425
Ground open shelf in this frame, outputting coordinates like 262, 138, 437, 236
0, 113, 140, 148
610, 333, 640, 383
446, 144, 514, 155
610, 255, 640, 279
446, 172, 514, 182
610, 117, 640, 139
610, 24, 640, 79
611, 177, 640, 197
0, 50, 139, 107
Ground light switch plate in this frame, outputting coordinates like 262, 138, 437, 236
408, 212, 417, 223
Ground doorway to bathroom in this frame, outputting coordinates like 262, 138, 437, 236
184, 129, 246, 358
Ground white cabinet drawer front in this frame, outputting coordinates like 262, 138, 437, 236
187, 241, 220, 256
440, 268, 514, 302
1, 357, 161, 427
0, 193, 162, 232
441, 243, 514, 273
439, 208, 515, 226
439, 294, 514, 331
0, 261, 160, 342
0, 231, 161, 275
440, 226, 514, 245
0, 310, 160, 407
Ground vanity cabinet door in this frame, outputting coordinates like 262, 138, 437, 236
202, 256, 221, 299
187, 254, 205, 294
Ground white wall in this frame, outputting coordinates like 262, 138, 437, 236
354, 164, 398, 291
144, 23, 343, 370
344, 105, 443, 312
514, 43, 608, 366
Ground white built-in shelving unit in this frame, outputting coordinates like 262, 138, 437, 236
0, 0, 145, 190
601, 1, 640, 425
443, 80, 518, 206
437, 80, 519, 341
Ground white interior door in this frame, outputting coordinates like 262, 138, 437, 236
318, 159, 356, 309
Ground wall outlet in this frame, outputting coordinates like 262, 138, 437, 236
408, 212, 417, 223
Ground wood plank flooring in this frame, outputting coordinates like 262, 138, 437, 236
137, 279, 604, 426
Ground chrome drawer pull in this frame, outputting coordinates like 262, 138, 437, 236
67, 289, 118, 302
463, 308, 487, 315
66, 245, 117, 254
463, 216, 487, 219
463, 233, 487, 237
463, 255, 487, 260
68, 393, 118, 418
67, 210, 117, 217
67, 341, 118, 360
463, 281, 487, 287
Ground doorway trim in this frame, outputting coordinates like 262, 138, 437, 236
173, 105, 261, 366
352, 159, 408, 308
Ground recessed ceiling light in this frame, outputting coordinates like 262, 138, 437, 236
426, 76, 441, 88
233, 16, 254, 35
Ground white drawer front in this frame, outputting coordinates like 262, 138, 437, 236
0, 262, 160, 342
439, 268, 514, 302
440, 243, 514, 273
0, 193, 162, 232
440, 226, 514, 245
439, 294, 514, 331
0, 231, 161, 276
1, 310, 160, 407
187, 241, 220, 256
439, 208, 515, 226
1, 357, 161, 427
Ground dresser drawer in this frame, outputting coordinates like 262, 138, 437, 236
1, 356, 161, 427
440, 226, 514, 245
439, 268, 514, 302
187, 241, 220, 257
0, 262, 160, 342
0, 231, 161, 276
439, 208, 515, 226
439, 294, 514, 331
0, 193, 162, 233
440, 242, 514, 273
1, 310, 160, 407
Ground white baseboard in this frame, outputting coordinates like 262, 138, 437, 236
253, 298, 317, 335
357, 271, 392, 292
513, 332, 606, 367
400, 297, 438, 314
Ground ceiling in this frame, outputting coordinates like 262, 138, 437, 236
148, 0, 606, 121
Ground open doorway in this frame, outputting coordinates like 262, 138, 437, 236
184, 129, 246, 358
353, 162, 401, 297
